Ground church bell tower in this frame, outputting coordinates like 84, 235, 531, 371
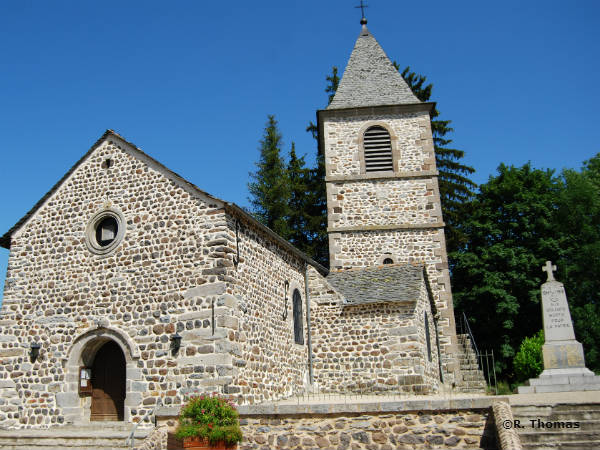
317, 20, 459, 359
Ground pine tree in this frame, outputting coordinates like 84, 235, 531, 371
325, 66, 340, 105
248, 115, 291, 239
396, 65, 477, 254
302, 66, 340, 266
287, 143, 310, 250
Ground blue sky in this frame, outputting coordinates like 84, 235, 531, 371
1, 0, 599, 304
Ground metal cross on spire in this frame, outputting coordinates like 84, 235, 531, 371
542, 260, 557, 282
355, 0, 368, 25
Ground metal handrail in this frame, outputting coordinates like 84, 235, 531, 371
125, 399, 162, 450
461, 311, 479, 357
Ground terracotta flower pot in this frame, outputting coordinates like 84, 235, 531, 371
167, 432, 236, 450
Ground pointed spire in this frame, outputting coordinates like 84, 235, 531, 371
327, 25, 420, 109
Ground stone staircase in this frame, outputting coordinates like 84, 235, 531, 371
512, 403, 600, 449
455, 333, 487, 393
0, 422, 151, 450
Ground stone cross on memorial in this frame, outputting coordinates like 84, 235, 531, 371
541, 260, 556, 281
518, 260, 600, 393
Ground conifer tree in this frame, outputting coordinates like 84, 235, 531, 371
287, 143, 310, 250
325, 66, 340, 105
396, 65, 477, 254
302, 66, 340, 266
248, 115, 291, 239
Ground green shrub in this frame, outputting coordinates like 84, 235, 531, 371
513, 330, 544, 382
175, 394, 242, 445
494, 380, 515, 395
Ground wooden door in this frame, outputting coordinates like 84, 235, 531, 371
90, 341, 125, 421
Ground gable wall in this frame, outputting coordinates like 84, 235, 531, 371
0, 138, 238, 427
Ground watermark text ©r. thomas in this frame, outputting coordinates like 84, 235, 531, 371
501, 419, 580, 430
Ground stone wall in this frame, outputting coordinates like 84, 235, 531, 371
240, 410, 495, 449
226, 215, 310, 405
0, 133, 315, 428
328, 229, 455, 357
327, 178, 442, 229
322, 108, 459, 380
154, 398, 502, 450
308, 267, 440, 394
323, 112, 433, 176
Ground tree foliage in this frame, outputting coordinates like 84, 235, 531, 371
286, 143, 310, 251
248, 115, 291, 239
452, 163, 562, 374
453, 157, 600, 377
553, 157, 600, 371
397, 65, 476, 253
248, 115, 328, 266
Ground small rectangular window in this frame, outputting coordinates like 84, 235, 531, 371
425, 312, 432, 362
293, 289, 304, 345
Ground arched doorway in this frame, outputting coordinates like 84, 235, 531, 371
90, 340, 126, 421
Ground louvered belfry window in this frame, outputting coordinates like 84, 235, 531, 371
363, 125, 393, 172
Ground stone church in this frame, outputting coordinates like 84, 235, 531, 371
0, 21, 471, 428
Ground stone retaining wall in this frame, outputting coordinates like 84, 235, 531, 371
155, 397, 504, 450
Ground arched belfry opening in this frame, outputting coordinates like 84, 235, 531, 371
90, 340, 126, 421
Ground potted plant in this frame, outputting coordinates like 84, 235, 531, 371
167, 394, 242, 450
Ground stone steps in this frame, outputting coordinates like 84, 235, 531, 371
518, 430, 598, 444
0, 422, 151, 450
512, 403, 600, 450
463, 372, 485, 381
454, 334, 487, 394
522, 440, 600, 450
514, 409, 600, 421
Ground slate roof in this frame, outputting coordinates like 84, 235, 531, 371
327, 24, 420, 110
0, 130, 328, 275
326, 264, 424, 306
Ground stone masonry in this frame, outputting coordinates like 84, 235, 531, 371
318, 24, 460, 381
152, 398, 501, 450
321, 108, 457, 380
0, 20, 469, 433
309, 265, 441, 394
0, 131, 320, 428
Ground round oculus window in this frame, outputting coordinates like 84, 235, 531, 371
95, 216, 118, 247
85, 208, 126, 255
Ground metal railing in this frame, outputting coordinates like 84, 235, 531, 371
478, 350, 498, 395
457, 311, 479, 357
277, 354, 499, 404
